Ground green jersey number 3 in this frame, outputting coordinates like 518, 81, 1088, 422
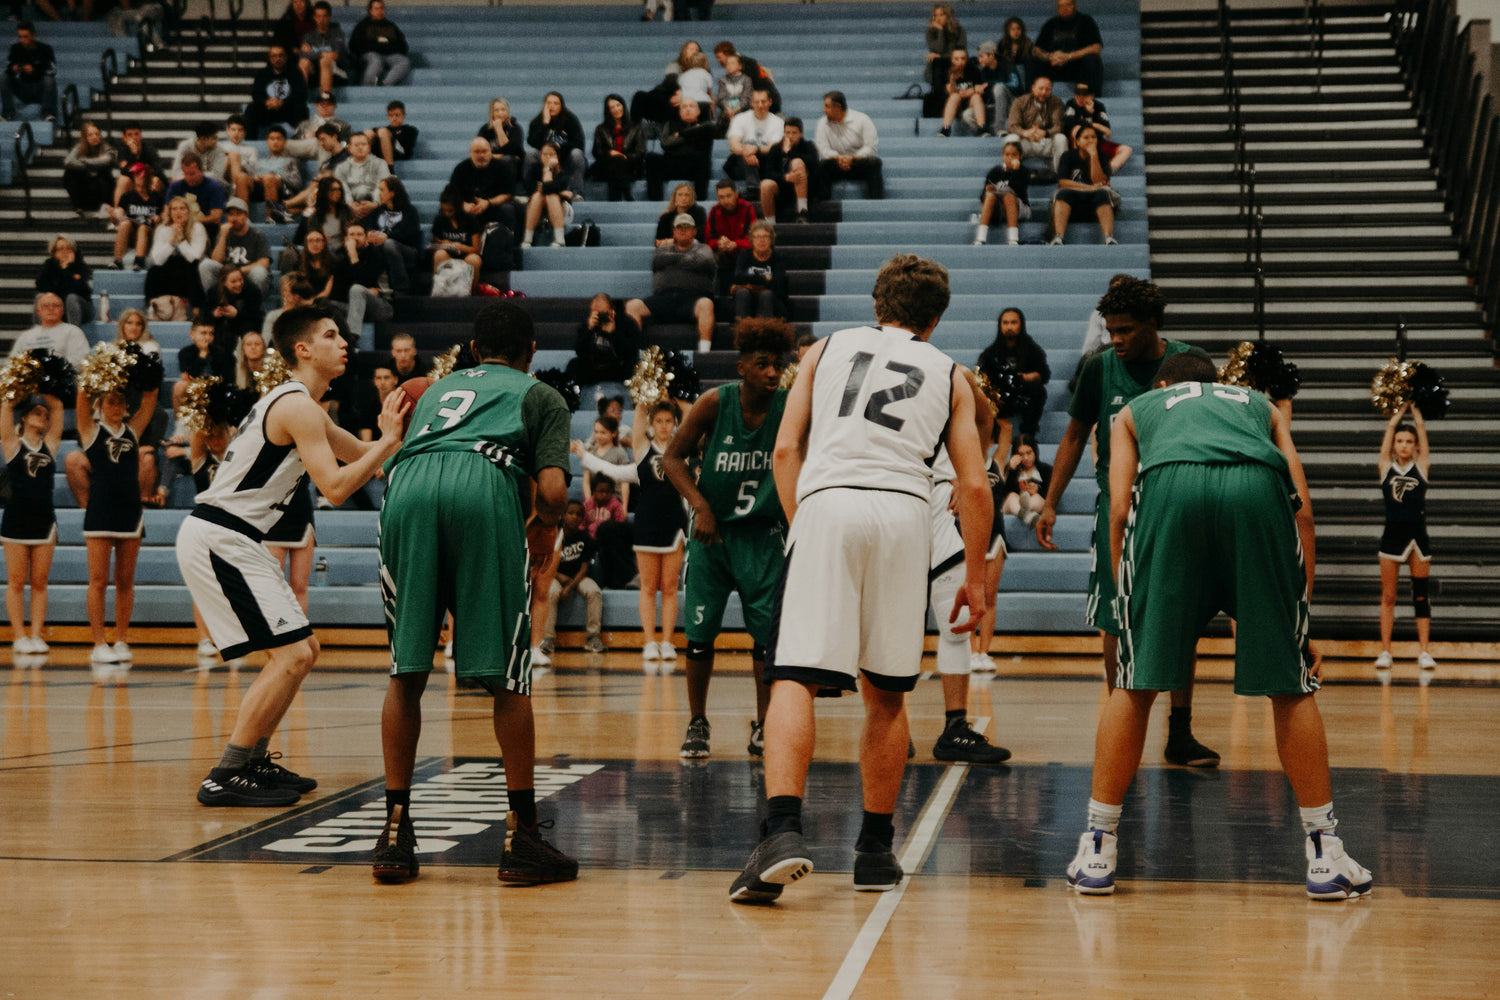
417, 389, 478, 435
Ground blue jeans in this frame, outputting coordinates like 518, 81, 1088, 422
360, 52, 411, 86
1, 72, 58, 119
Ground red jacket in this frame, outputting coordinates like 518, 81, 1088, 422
706, 199, 757, 252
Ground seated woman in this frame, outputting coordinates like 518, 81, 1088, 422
730, 221, 787, 319
365, 176, 422, 293
925, 3, 967, 87
1001, 433, 1051, 529
109, 163, 164, 270
525, 91, 589, 195
144, 196, 208, 320
281, 176, 354, 272
939, 48, 986, 138
208, 268, 265, 344
35, 235, 94, 328
521, 144, 577, 248
1050, 125, 1116, 246
292, 228, 338, 304
114, 308, 160, 354
654, 183, 707, 246
478, 97, 526, 169
235, 329, 268, 390
425, 184, 483, 285
589, 94, 646, 203
62, 121, 118, 217
974, 141, 1031, 246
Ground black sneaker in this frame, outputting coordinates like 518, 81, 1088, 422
248, 752, 319, 792
372, 803, 419, 883
1164, 733, 1221, 768
497, 811, 579, 885
853, 848, 903, 892
680, 715, 711, 759
729, 830, 814, 905
197, 765, 301, 806
746, 720, 764, 758
933, 719, 1012, 765
795, 209, 810, 223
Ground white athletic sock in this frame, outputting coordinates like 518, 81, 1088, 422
1299, 802, 1337, 835
522, 228, 535, 244
796, 197, 808, 212
1087, 798, 1122, 834
697, 338, 712, 353
973, 225, 987, 245
1006, 227, 1020, 244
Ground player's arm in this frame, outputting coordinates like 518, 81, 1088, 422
771, 337, 823, 524
662, 389, 721, 544
944, 369, 994, 633
324, 410, 380, 464
1107, 406, 1138, 585
1410, 400, 1430, 477
1271, 405, 1316, 593
127, 387, 159, 440
274, 389, 406, 506
528, 466, 568, 575
992, 415, 1012, 469
1377, 401, 1405, 476
1037, 415, 1091, 549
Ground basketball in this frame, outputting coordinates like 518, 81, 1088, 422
398, 377, 430, 431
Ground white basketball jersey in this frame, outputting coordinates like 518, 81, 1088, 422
195, 380, 311, 533
797, 325, 955, 503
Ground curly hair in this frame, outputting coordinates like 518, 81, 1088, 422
872, 254, 951, 333
1096, 276, 1166, 326
733, 317, 794, 357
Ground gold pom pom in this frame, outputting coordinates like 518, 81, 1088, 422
1217, 341, 1254, 387
778, 361, 799, 391
253, 349, 292, 395
427, 344, 462, 382
626, 345, 670, 407
78, 342, 131, 399
174, 376, 221, 434
1370, 358, 1411, 417
0, 352, 43, 402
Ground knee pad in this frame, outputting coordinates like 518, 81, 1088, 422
936, 630, 971, 675
1412, 577, 1432, 619
684, 641, 714, 663
751, 643, 766, 662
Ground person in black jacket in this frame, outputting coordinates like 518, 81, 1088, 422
334, 222, 393, 334
35, 235, 93, 327
1000, 432, 1051, 527
2, 22, 57, 122
645, 100, 714, 201
757, 116, 818, 223
448, 137, 518, 234
478, 98, 526, 167
207, 267, 264, 343
589, 94, 646, 203
525, 92, 588, 196
520, 144, 576, 248
349, 0, 410, 86
569, 293, 644, 384
730, 221, 787, 319
979, 306, 1051, 437
244, 44, 309, 139
365, 176, 422, 292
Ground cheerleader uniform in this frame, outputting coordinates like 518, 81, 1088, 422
191, 449, 224, 493
1378, 461, 1430, 561
985, 456, 1007, 561
631, 444, 686, 553
0, 439, 58, 545
264, 474, 315, 549
82, 423, 144, 539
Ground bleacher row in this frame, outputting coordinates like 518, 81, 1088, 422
18, 1, 1149, 637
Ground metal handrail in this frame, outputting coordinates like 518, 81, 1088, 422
13, 122, 36, 224
1254, 266, 1266, 342
59, 83, 79, 146
198, 16, 212, 103
99, 49, 118, 132
1395, 322, 1408, 362
1303, 0, 1323, 92
228, 0, 245, 66
136, 20, 153, 104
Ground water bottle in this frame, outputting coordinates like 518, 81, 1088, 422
314, 556, 328, 587
98, 290, 110, 324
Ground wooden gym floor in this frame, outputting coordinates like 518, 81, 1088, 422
3, 643, 1498, 999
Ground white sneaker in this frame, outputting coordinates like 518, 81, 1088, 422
1372, 651, 1393, 670
1103, 235, 1119, 245
111, 641, 133, 661
642, 641, 661, 661
1047, 235, 1064, 246
90, 643, 120, 664
970, 651, 997, 674
28, 637, 48, 654
196, 638, 217, 659
1305, 831, 1373, 900
659, 642, 677, 662
531, 644, 552, 668
1417, 651, 1437, 670
1066, 829, 1117, 895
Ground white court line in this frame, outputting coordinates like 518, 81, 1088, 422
818, 716, 988, 1000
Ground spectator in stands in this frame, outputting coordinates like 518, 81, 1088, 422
291, 227, 337, 301
170, 122, 228, 183
234, 328, 266, 389
580, 473, 630, 588
478, 97, 525, 167
111, 125, 165, 205
725, 86, 782, 188
244, 44, 308, 139
115, 308, 160, 355
1001, 433, 1050, 527
334, 131, 390, 221
365, 176, 421, 292
447, 136, 518, 237
1063, 81, 1132, 171
207, 267, 264, 343
973, 140, 1031, 246
581, 411, 630, 504
349, 0, 410, 87
174, 319, 234, 407
815, 91, 884, 200
924, 4, 966, 86
274, 0, 316, 56
654, 182, 706, 245
426, 185, 482, 283
300, 0, 351, 95
731, 220, 786, 319
676, 52, 714, 119
713, 41, 779, 114
109, 164, 162, 269
285, 90, 351, 161
667, 40, 701, 76
542, 500, 606, 655
215, 114, 258, 203
10, 292, 88, 364
1, 22, 57, 123
979, 307, 1050, 436
525, 91, 588, 195
293, 176, 354, 251
1029, 0, 1105, 96
713, 53, 752, 135
759, 115, 815, 224
334, 223, 392, 333
589, 94, 645, 203
163, 151, 227, 238
282, 122, 349, 215
62, 121, 118, 216
35, 235, 93, 327
254, 125, 302, 221
968, 41, 1022, 137
938, 49, 987, 138
520, 143, 577, 249
1050, 123, 1117, 245
145, 196, 208, 319
366, 99, 418, 168
625, 213, 717, 354
198, 197, 272, 299
570, 293, 643, 385
646, 100, 714, 201
998, 16, 1034, 82
705, 178, 757, 294
1005, 75, 1067, 174
261, 274, 314, 338
388, 332, 428, 382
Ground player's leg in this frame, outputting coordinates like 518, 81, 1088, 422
681, 536, 732, 758
1409, 549, 1434, 667
729, 676, 818, 901
853, 680, 909, 891
1377, 555, 1398, 667
286, 540, 313, 613
735, 525, 784, 756
930, 560, 1009, 763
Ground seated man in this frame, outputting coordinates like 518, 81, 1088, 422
625, 214, 716, 354
967, 41, 1023, 137
1063, 82, 1132, 172
705, 178, 756, 297
255, 125, 304, 221
388, 331, 429, 384
218, 114, 260, 203
334, 223, 393, 334
199, 197, 272, 297
334, 132, 390, 221
349, 0, 411, 87
1029, 0, 1105, 96
10, 292, 89, 365
164, 151, 228, 237
364, 99, 419, 168
1005, 75, 1068, 175
112, 124, 166, 207
243, 44, 308, 139
570, 293, 643, 385
448, 136, 518, 234
724, 87, 783, 188
758, 116, 817, 224
283, 123, 348, 213
645, 100, 715, 201
815, 90, 883, 200
1, 22, 57, 122
285, 90, 352, 162
299, 1, 352, 96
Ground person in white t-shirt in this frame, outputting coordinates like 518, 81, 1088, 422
724, 88, 783, 188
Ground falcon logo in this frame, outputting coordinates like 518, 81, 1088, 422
1390, 475, 1420, 503
24, 451, 51, 476
650, 455, 665, 480
106, 437, 135, 463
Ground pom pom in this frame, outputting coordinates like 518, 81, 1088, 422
1370, 359, 1449, 420
253, 348, 292, 395
778, 361, 799, 390
627, 346, 669, 406
533, 368, 581, 412
78, 342, 132, 399
0, 350, 73, 404
121, 342, 165, 393
1407, 362, 1450, 420
661, 349, 701, 402
0, 351, 42, 403
427, 344, 463, 382
1218, 341, 1300, 400
973, 355, 1021, 418
178, 377, 258, 433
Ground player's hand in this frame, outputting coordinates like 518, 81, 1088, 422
1035, 503, 1058, 550
948, 575, 989, 634
1308, 641, 1324, 682
377, 386, 411, 442
526, 519, 558, 577
692, 507, 720, 545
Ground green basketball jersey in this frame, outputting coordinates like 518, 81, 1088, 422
1132, 381, 1290, 482
1077, 339, 1200, 490
696, 383, 787, 525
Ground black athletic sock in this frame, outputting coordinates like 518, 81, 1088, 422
216, 743, 252, 770
251, 737, 270, 761
856, 811, 895, 853
509, 788, 537, 829
762, 795, 803, 837
386, 789, 410, 816
1168, 706, 1193, 739
944, 709, 967, 728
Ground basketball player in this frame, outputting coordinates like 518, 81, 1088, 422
177, 306, 409, 807
1067, 353, 1372, 900
373, 301, 578, 886
662, 318, 793, 760
729, 255, 993, 905
1035, 277, 1219, 768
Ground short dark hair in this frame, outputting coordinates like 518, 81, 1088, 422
873, 254, 950, 333
471, 301, 534, 363
734, 317, 794, 357
595, 414, 619, 435
313, 1, 332, 11
784, 117, 803, 131
713, 41, 736, 56
195, 121, 218, 139
596, 394, 624, 417
17, 20, 36, 33
267, 124, 287, 138
314, 122, 341, 139
648, 401, 679, 424
1097, 276, 1166, 326
592, 475, 616, 493
272, 304, 334, 361
225, 113, 247, 129
715, 178, 737, 192
288, 278, 317, 300
565, 498, 585, 512
179, 151, 202, 169
795, 332, 817, 349
823, 91, 847, 111
1155, 353, 1217, 387
386, 99, 405, 113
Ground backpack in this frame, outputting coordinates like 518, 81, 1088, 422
431, 259, 473, 297
564, 218, 601, 248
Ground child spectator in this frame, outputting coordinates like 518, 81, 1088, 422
367, 99, 419, 168
110, 163, 164, 268
541, 500, 607, 656
973, 141, 1031, 245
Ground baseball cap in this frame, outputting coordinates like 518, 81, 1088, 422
673, 213, 697, 228
225, 197, 250, 213
978, 40, 997, 55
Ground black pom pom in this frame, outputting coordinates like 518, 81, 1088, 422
975, 355, 1022, 418
1244, 342, 1301, 401
206, 382, 257, 428
34, 349, 77, 405
533, 368, 581, 412
122, 342, 165, 392
1406, 362, 1450, 420
662, 349, 701, 402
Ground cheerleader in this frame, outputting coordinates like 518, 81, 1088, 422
265, 476, 315, 613
77, 382, 158, 664
1376, 401, 1435, 671
2, 393, 64, 655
